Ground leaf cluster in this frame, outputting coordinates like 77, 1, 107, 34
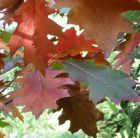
0, 0, 139, 137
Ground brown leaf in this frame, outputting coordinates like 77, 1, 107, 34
57, 84, 103, 137
51, 0, 140, 56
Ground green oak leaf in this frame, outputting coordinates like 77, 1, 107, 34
62, 59, 139, 102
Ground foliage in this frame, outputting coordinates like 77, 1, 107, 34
96, 100, 140, 138
0, 0, 139, 137
0, 109, 90, 138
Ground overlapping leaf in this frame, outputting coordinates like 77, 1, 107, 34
0, 1, 139, 136
53, 28, 109, 65
57, 84, 103, 137
62, 59, 139, 102
11, 68, 74, 117
8, 0, 64, 73
56, 28, 100, 56
51, 0, 140, 56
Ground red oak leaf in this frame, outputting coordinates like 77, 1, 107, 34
53, 28, 109, 65
56, 28, 101, 57
11, 68, 74, 117
51, 0, 140, 56
8, 0, 64, 73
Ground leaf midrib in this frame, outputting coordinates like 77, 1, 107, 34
64, 61, 116, 90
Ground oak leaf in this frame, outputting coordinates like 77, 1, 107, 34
54, 28, 109, 65
8, 0, 64, 73
11, 68, 74, 117
51, 0, 140, 56
62, 59, 139, 102
57, 84, 103, 137
56, 28, 101, 56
